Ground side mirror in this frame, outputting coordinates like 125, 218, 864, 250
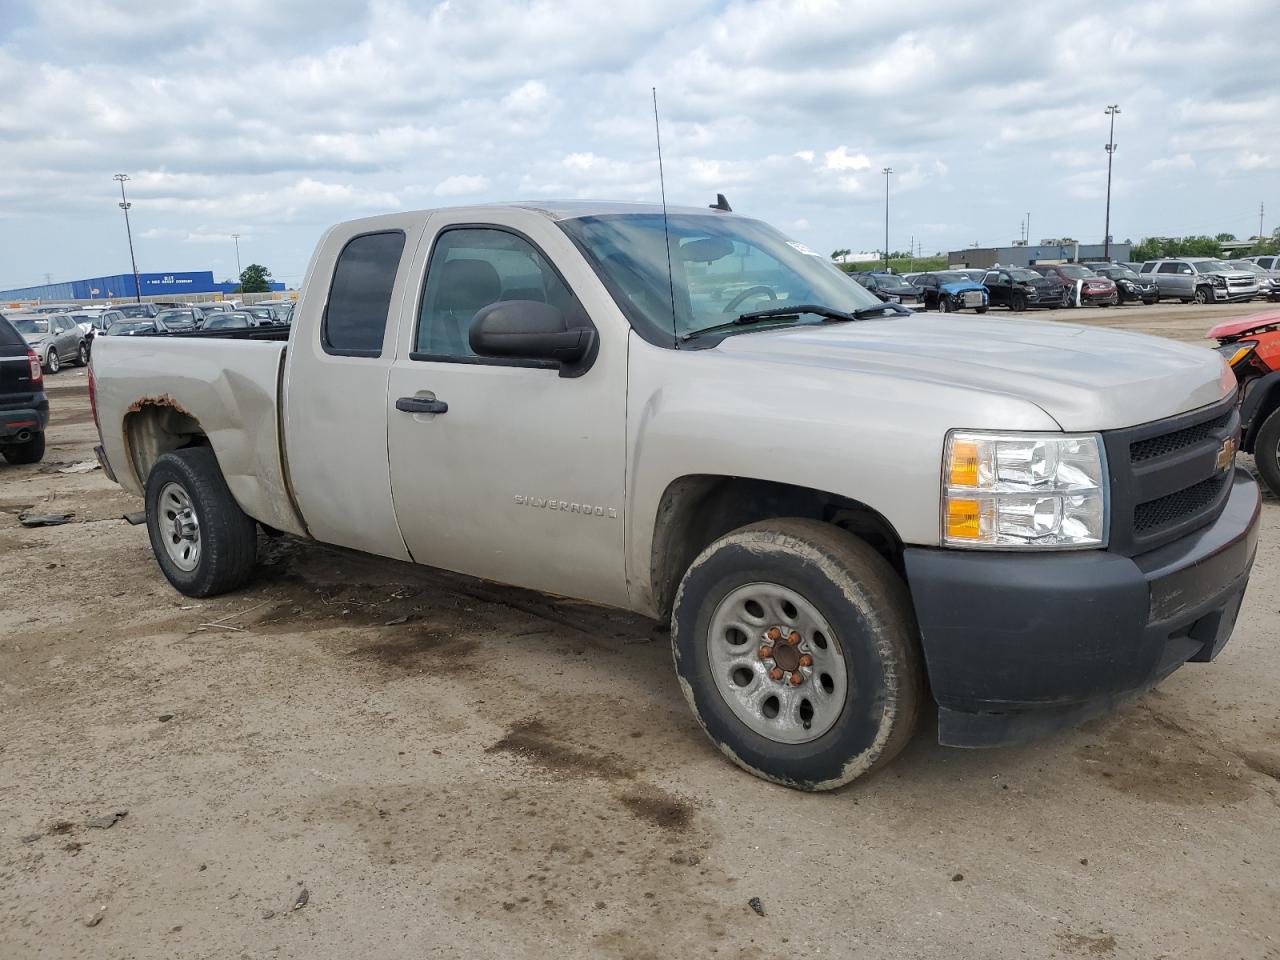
470, 300, 596, 374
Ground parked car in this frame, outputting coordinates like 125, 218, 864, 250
849, 272, 926, 308
105, 318, 175, 336
0, 312, 48, 464
1207, 310, 1280, 495
1225, 259, 1280, 301
904, 271, 990, 312
11, 313, 89, 371
203, 312, 265, 330
116, 303, 159, 320
1139, 258, 1259, 303
981, 267, 1064, 311
951, 269, 988, 283
200, 302, 235, 314
1090, 264, 1159, 305
154, 307, 207, 332
1030, 264, 1117, 307
244, 305, 285, 325
91, 201, 1259, 791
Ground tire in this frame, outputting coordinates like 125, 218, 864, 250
44, 349, 60, 374
144, 446, 258, 597
76, 341, 89, 366
1254, 407, 1280, 498
1011, 293, 1026, 313
671, 518, 924, 791
2, 431, 45, 464
939, 298, 952, 313
975, 306, 988, 314
1194, 286, 1213, 304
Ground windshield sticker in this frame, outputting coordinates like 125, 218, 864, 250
786, 240, 822, 257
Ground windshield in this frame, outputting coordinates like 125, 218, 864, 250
13, 318, 51, 334
108, 321, 156, 335
205, 316, 249, 329
1007, 269, 1041, 282
1228, 260, 1263, 273
1190, 259, 1230, 272
156, 310, 191, 323
1101, 266, 1139, 280
559, 213, 882, 341
1054, 265, 1095, 279
934, 272, 976, 284
870, 273, 912, 289
117, 304, 151, 317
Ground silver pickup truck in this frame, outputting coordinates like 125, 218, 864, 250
90, 202, 1262, 790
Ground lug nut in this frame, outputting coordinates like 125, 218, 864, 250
787, 631, 801, 646
798, 654, 813, 667
768, 668, 784, 682
789, 672, 804, 686
766, 627, 782, 641
758, 645, 773, 659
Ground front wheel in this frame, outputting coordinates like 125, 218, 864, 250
939, 298, 952, 313
77, 341, 90, 366
671, 519, 924, 791
145, 446, 258, 597
1194, 286, 1213, 304
975, 305, 988, 314
1254, 407, 1280, 497
45, 349, 60, 374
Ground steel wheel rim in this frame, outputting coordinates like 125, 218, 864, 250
158, 481, 201, 572
706, 581, 848, 744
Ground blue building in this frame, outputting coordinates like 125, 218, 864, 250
1, 271, 284, 302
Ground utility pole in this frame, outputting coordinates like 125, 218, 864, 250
882, 167, 892, 270
1260, 203, 1265, 242
1026, 211, 1031, 246
1103, 105, 1120, 261
232, 234, 243, 281
114, 174, 142, 303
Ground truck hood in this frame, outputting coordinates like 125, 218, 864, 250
714, 314, 1232, 431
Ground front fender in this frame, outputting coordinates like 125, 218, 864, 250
1241, 371, 1280, 449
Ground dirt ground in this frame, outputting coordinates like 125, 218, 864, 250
2, 300, 1278, 960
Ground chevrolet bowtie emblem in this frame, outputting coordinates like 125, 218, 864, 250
1215, 437, 1237, 472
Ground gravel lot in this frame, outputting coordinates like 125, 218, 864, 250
2, 301, 1278, 960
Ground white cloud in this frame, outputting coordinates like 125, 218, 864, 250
1148, 153, 1196, 171
823, 146, 871, 172
433, 174, 490, 197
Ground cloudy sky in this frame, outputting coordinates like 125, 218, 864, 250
1, 0, 1277, 289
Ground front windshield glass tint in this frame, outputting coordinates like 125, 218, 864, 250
13, 318, 50, 334
109, 322, 154, 334
1057, 265, 1094, 279
156, 311, 189, 323
933, 272, 972, 283
873, 273, 911, 288
118, 305, 150, 317
559, 213, 882, 341
1008, 269, 1040, 281
1192, 259, 1230, 272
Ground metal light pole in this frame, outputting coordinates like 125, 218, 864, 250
114, 174, 142, 303
1103, 105, 1120, 261
882, 167, 892, 270
232, 233, 242, 281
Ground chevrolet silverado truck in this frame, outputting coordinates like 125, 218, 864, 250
89, 202, 1262, 791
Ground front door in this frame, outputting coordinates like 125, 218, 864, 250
386, 213, 630, 608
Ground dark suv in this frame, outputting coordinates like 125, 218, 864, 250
0, 312, 49, 464
849, 272, 926, 307
981, 267, 1065, 311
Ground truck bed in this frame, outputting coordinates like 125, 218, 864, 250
91, 334, 304, 536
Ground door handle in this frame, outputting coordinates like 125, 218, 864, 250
396, 396, 449, 415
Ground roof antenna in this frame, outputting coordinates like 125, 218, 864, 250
652, 87, 678, 348
710, 193, 732, 212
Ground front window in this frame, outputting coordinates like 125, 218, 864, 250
871, 273, 912, 290
13, 318, 51, 335
1055, 265, 1096, 280
560, 213, 882, 342
1008, 269, 1041, 282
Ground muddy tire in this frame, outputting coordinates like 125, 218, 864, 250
145, 446, 258, 597
671, 518, 924, 791
1254, 407, 1280, 498
2, 431, 45, 464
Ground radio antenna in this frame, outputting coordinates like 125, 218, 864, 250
652, 87, 678, 347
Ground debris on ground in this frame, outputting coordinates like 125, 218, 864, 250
18, 512, 75, 528
48, 821, 75, 835
951, 873, 965, 882
20, 833, 42, 844
748, 896, 765, 917
57, 461, 100, 474
292, 888, 309, 911
158, 714, 174, 722
85, 811, 127, 830
83, 907, 106, 927
63, 841, 82, 855
383, 615, 411, 626
122, 511, 147, 525
262, 909, 276, 920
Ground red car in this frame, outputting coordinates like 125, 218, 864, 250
1031, 264, 1118, 307
1207, 311, 1280, 495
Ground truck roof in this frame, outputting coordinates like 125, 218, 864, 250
333, 200, 744, 233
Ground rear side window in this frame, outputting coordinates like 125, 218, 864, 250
1157, 262, 1180, 274
323, 230, 406, 357
0, 314, 26, 349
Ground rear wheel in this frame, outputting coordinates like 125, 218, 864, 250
44, 349, 60, 374
145, 446, 258, 597
2, 431, 45, 464
1254, 407, 1280, 498
671, 519, 924, 791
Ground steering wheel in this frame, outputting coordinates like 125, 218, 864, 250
722, 285, 778, 314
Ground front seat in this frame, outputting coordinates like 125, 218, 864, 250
427, 258, 502, 356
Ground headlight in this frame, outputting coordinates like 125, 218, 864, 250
1215, 340, 1256, 366
1210, 275, 1227, 286
942, 431, 1108, 549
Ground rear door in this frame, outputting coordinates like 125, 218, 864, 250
1157, 261, 1190, 298
986, 271, 1011, 307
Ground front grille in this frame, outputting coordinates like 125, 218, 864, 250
1102, 396, 1239, 556
1134, 473, 1230, 534
1130, 412, 1231, 463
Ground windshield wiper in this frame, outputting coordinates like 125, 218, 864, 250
681, 304, 862, 342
